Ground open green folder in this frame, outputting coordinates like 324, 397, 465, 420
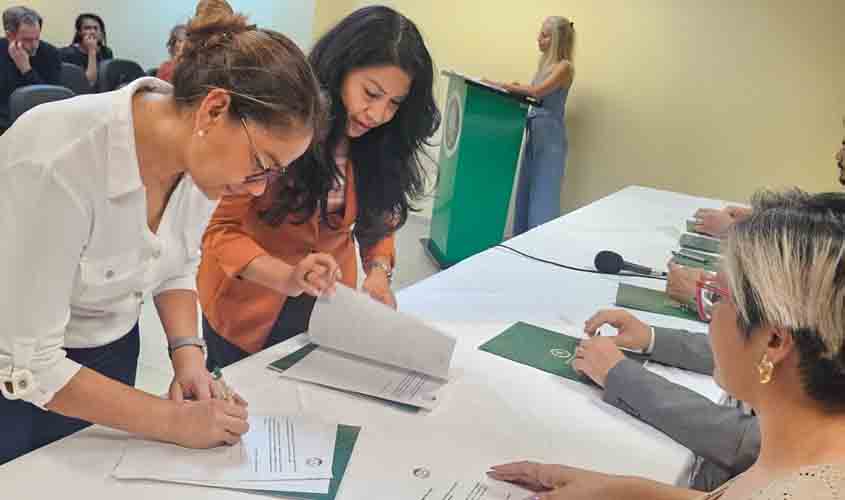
478, 322, 646, 384
680, 233, 721, 254
615, 283, 702, 322
239, 425, 361, 500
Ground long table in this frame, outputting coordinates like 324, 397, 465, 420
1, 186, 727, 499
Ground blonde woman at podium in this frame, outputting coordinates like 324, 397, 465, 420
488, 17, 575, 235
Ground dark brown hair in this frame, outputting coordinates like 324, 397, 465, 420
259, 6, 440, 249
172, 0, 325, 136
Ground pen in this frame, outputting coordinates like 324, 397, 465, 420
211, 366, 233, 402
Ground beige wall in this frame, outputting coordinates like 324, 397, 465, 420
315, 0, 845, 214
2, 0, 314, 69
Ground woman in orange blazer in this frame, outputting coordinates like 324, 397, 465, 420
197, 6, 441, 368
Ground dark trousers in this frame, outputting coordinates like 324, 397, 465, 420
203, 294, 317, 370
0, 323, 140, 465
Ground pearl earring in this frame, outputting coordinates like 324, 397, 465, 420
198, 130, 206, 137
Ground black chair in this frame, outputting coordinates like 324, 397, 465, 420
9, 84, 75, 123
60, 62, 93, 95
96, 59, 146, 92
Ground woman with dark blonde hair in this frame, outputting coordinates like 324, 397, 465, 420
488, 16, 575, 234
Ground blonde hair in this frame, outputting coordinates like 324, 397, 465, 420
536, 16, 574, 78
724, 189, 845, 408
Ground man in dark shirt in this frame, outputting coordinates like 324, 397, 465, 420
1, 6, 61, 133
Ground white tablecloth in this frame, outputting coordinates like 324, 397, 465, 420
1, 186, 731, 499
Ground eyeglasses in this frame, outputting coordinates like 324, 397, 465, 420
239, 116, 287, 185
695, 277, 731, 322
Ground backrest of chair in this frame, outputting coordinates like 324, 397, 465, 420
60, 63, 92, 95
97, 59, 146, 92
9, 85, 75, 123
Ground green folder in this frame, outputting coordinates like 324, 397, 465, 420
615, 283, 702, 322
680, 233, 721, 254
247, 425, 361, 500
478, 322, 645, 385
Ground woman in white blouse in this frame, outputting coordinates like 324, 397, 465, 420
0, 0, 335, 464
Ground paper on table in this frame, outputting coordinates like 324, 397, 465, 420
148, 478, 330, 494
275, 346, 445, 410
410, 478, 530, 500
113, 416, 336, 482
308, 285, 456, 380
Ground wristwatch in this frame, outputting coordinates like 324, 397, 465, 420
168, 336, 206, 358
365, 261, 394, 283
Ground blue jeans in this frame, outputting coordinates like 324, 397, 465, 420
513, 115, 567, 235
0, 324, 140, 465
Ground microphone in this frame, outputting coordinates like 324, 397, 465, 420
594, 250, 666, 277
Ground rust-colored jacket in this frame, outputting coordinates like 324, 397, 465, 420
197, 162, 395, 353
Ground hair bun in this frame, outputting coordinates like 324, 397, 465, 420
187, 0, 250, 44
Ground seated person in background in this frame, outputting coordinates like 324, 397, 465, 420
0, 6, 60, 133
668, 133, 845, 305
156, 24, 186, 83
60, 13, 113, 86
491, 188, 845, 499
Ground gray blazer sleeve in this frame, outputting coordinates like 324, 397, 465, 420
649, 326, 714, 375
602, 357, 760, 479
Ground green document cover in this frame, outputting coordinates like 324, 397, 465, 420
615, 283, 702, 322
680, 233, 721, 254
246, 425, 361, 500
478, 322, 645, 385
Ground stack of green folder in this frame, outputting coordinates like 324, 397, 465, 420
680, 232, 721, 254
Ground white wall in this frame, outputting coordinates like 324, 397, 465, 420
2, 0, 315, 69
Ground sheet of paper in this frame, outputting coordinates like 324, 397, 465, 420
164, 478, 330, 494
309, 285, 456, 380
410, 478, 529, 500
113, 416, 336, 482
277, 346, 445, 410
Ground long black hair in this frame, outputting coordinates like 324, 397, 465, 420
260, 6, 441, 249
71, 13, 107, 46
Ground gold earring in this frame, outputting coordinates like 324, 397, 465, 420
757, 354, 774, 384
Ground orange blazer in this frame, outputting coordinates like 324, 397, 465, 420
197, 161, 395, 353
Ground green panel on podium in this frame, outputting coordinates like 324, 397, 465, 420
426, 71, 533, 268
